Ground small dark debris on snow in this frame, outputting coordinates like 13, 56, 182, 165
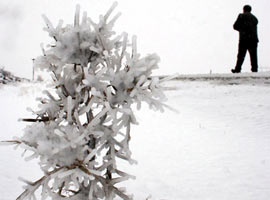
0, 67, 28, 84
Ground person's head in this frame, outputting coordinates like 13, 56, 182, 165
243, 5, 252, 13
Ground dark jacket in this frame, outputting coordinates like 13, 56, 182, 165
233, 12, 258, 43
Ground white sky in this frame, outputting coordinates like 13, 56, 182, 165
0, 0, 269, 78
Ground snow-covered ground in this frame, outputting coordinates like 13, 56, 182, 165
1, 73, 270, 200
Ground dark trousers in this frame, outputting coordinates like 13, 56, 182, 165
235, 41, 258, 72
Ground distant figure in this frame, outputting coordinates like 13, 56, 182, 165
231, 5, 259, 73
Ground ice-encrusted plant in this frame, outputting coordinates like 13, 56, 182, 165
4, 2, 171, 200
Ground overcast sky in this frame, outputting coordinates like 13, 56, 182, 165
0, 0, 269, 78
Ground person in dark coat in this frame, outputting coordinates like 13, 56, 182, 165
231, 5, 259, 73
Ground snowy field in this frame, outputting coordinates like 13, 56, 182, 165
1, 73, 270, 200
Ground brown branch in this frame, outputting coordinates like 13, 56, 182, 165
0, 140, 21, 145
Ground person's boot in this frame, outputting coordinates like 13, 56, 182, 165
231, 68, 241, 73
251, 68, 258, 72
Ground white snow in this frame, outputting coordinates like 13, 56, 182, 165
1, 74, 270, 200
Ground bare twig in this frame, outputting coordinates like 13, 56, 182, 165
21, 117, 50, 122
0, 140, 21, 145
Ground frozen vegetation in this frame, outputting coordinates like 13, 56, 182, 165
1, 2, 170, 200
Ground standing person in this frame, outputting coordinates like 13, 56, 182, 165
231, 5, 259, 73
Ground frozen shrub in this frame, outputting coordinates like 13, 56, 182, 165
5, 2, 170, 200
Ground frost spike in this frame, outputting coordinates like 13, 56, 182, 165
42, 14, 54, 31
104, 1, 118, 22
82, 11, 87, 25
67, 96, 73, 123
108, 12, 122, 26
42, 14, 57, 41
132, 35, 137, 58
74, 4, 80, 27
117, 32, 128, 72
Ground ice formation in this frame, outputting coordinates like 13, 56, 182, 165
10, 2, 168, 200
